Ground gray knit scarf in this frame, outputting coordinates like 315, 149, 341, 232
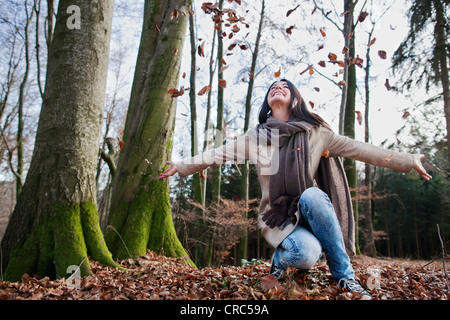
255, 116, 356, 255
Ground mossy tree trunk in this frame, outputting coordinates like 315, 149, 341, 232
342, 0, 360, 254
105, 0, 192, 262
1, 0, 116, 281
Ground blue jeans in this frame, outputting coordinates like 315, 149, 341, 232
273, 187, 354, 281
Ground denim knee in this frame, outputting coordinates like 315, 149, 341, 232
300, 187, 326, 205
275, 226, 322, 270
300, 187, 333, 220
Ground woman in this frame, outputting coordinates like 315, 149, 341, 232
160, 79, 432, 298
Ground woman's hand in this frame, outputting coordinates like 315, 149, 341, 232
159, 161, 178, 179
413, 154, 432, 181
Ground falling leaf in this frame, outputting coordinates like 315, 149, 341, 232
221, 57, 227, 65
384, 79, 391, 91
353, 55, 364, 68
314, 87, 320, 92
368, 37, 376, 47
338, 80, 346, 86
167, 87, 185, 98
384, 154, 395, 162
170, 9, 179, 20
117, 137, 124, 150
342, 46, 349, 55
292, 147, 303, 152
219, 66, 229, 74
354, 110, 362, 125
358, 11, 369, 22
219, 79, 227, 88
320, 29, 326, 37
199, 169, 206, 179
155, 24, 160, 32
173, 48, 179, 55
228, 43, 237, 51
198, 85, 212, 96
286, 25, 295, 35
402, 111, 410, 119
348, 32, 354, 38
182, 72, 186, 79
201, 2, 219, 14
300, 65, 313, 75
321, 150, 329, 158
328, 52, 337, 61
378, 50, 387, 59
309, 101, 315, 108
318, 61, 326, 68
198, 41, 205, 57
286, 5, 300, 17
309, 67, 314, 75
274, 67, 281, 78
317, 44, 325, 51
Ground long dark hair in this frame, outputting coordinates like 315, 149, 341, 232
258, 79, 330, 129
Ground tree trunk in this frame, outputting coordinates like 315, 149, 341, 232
342, 0, 359, 254
105, 0, 192, 262
1, 0, 116, 281
432, 0, 450, 166
195, 26, 217, 268
189, 4, 203, 205
195, 0, 224, 267
363, 27, 376, 257
211, 0, 224, 204
237, 0, 265, 264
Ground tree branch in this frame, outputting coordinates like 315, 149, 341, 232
99, 137, 116, 177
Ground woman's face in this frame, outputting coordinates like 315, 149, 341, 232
267, 81, 291, 109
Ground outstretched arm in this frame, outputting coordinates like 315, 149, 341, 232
412, 154, 432, 181
159, 161, 178, 179
321, 128, 432, 181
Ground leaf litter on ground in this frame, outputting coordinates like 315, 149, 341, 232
0, 250, 448, 300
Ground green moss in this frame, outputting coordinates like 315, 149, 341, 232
116, 188, 153, 259
106, 174, 194, 266
4, 231, 40, 281
166, 138, 173, 151
4, 199, 120, 282
80, 200, 121, 269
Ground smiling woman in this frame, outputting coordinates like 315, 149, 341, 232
267, 81, 292, 121
160, 79, 431, 298
257, 79, 330, 129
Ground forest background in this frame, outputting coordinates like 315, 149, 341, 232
0, 0, 448, 281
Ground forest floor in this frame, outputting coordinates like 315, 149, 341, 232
0, 250, 449, 300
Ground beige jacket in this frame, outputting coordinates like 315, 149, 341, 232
174, 125, 414, 249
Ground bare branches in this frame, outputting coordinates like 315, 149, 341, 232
176, 198, 257, 265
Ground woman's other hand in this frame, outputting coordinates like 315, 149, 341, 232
159, 161, 178, 179
413, 154, 432, 181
